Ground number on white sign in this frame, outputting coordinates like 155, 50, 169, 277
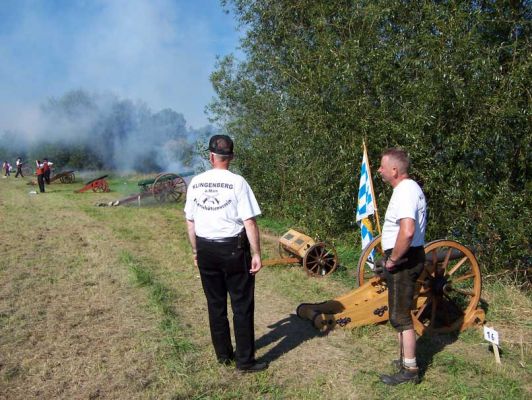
483, 326, 500, 346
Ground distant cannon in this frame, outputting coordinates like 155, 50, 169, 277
50, 170, 75, 184
297, 237, 485, 335
262, 229, 338, 277
75, 175, 110, 193
97, 172, 193, 206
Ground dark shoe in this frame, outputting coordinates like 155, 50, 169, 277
380, 367, 420, 385
217, 354, 235, 366
236, 362, 268, 373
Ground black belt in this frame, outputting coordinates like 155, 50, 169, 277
196, 231, 245, 244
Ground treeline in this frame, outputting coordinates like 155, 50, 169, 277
0, 90, 211, 172
209, 1, 530, 277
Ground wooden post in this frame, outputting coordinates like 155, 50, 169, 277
362, 140, 381, 235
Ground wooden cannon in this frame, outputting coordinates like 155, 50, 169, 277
297, 236, 485, 335
263, 229, 338, 277
50, 170, 75, 184
98, 172, 190, 206
75, 175, 110, 193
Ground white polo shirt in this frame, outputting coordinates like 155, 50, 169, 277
382, 179, 427, 251
184, 168, 261, 239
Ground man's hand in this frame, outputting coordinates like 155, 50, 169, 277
385, 258, 397, 271
249, 254, 262, 275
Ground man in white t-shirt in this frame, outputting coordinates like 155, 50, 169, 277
184, 135, 267, 373
378, 148, 427, 385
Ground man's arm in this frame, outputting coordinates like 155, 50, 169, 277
243, 217, 262, 275
186, 219, 198, 267
386, 218, 415, 270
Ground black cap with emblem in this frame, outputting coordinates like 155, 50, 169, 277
208, 135, 234, 156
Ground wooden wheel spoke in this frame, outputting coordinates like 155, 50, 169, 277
429, 297, 438, 328
449, 287, 476, 297
430, 250, 437, 270
441, 248, 452, 274
443, 293, 464, 315
447, 256, 468, 276
417, 285, 432, 296
413, 300, 430, 319
451, 272, 475, 284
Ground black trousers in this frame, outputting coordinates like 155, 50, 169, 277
15, 167, 23, 178
384, 246, 425, 332
196, 234, 255, 368
44, 170, 51, 184
37, 174, 45, 193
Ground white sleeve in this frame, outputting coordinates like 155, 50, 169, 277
236, 179, 261, 221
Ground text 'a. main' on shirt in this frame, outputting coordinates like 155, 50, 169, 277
184, 169, 261, 239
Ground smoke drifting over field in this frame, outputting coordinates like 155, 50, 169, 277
0, 90, 214, 172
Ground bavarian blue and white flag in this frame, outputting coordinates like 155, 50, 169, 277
356, 145, 375, 263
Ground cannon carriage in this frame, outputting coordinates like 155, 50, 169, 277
50, 170, 75, 184
97, 172, 191, 206
136, 172, 187, 203
263, 229, 338, 277
75, 175, 110, 193
297, 236, 485, 335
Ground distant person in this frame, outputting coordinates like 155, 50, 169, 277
43, 158, 53, 184
184, 134, 267, 373
377, 148, 427, 385
15, 157, 24, 178
3, 161, 10, 177
35, 160, 45, 193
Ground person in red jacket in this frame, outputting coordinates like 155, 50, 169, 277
43, 158, 53, 184
35, 160, 45, 193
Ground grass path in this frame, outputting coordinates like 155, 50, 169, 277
0, 176, 530, 399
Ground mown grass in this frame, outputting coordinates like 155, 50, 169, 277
0, 175, 530, 399
122, 251, 195, 372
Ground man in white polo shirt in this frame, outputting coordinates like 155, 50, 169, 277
378, 148, 427, 385
184, 135, 267, 373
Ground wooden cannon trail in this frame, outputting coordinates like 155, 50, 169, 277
297, 237, 485, 335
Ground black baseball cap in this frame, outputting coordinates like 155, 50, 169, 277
208, 135, 234, 156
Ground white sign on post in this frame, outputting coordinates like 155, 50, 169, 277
484, 326, 501, 364
484, 326, 500, 346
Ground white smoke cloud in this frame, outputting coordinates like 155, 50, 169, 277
0, 0, 242, 134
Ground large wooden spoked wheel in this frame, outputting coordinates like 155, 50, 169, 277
412, 240, 482, 335
302, 242, 338, 277
60, 172, 75, 183
356, 235, 385, 286
92, 180, 109, 192
152, 173, 187, 203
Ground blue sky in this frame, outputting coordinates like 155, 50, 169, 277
0, 0, 242, 131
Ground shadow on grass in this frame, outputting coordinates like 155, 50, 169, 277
417, 333, 459, 378
255, 314, 325, 363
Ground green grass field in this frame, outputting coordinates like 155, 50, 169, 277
0, 174, 530, 399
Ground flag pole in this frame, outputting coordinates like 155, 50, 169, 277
363, 139, 382, 236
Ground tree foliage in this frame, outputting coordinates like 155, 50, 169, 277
209, 0, 531, 276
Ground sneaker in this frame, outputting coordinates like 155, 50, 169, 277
236, 362, 268, 373
380, 367, 420, 385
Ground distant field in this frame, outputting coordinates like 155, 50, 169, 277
0, 174, 530, 399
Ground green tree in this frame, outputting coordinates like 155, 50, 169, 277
209, 0, 530, 278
